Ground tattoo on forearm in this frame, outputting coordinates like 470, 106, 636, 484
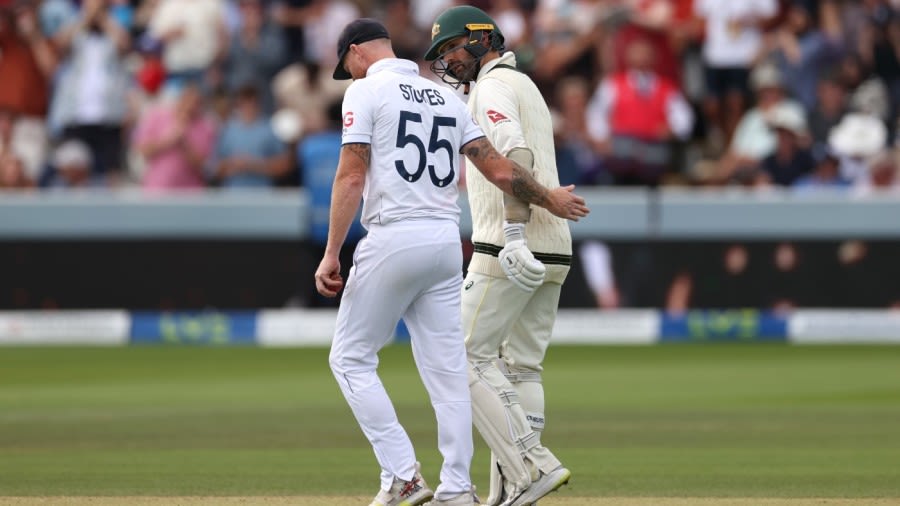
345, 143, 371, 166
510, 162, 547, 205
464, 138, 547, 205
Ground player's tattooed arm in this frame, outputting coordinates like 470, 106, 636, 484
463, 138, 548, 206
464, 138, 589, 221
343, 143, 371, 166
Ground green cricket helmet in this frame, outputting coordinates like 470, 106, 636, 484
424, 5, 505, 88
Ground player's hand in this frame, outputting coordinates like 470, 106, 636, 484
315, 255, 343, 298
545, 185, 589, 221
499, 239, 546, 292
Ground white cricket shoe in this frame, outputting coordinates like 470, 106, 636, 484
499, 466, 570, 506
369, 462, 434, 506
423, 489, 479, 506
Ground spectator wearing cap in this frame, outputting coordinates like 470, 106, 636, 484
211, 85, 290, 189
713, 62, 806, 183
793, 145, 850, 192
586, 37, 694, 186
50, 0, 131, 175
828, 112, 888, 183
693, 0, 778, 149
44, 139, 108, 188
0, 0, 57, 182
758, 103, 814, 186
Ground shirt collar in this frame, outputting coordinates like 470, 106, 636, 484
476, 51, 517, 81
367, 58, 419, 78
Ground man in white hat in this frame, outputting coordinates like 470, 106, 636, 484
828, 113, 888, 183
758, 103, 814, 186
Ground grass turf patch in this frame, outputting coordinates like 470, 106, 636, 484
0, 345, 898, 498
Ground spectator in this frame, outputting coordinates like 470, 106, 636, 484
828, 112, 887, 183
793, 145, 851, 192
666, 243, 763, 311
51, 0, 132, 175
758, 103, 815, 187
211, 85, 290, 189
837, 52, 892, 122
0, 0, 57, 181
530, 0, 607, 93
0, 151, 33, 189
552, 75, 606, 185
0, 107, 43, 182
488, 0, 528, 51
611, 0, 689, 85
854, 148, 900, 194
148, 0, 227, 87
586, 37, 694, 186
221, 0, 286, 113
714, 62, 805, 184
579, 239, 620, 309
807, 74, 849, 149
300, 0, 359, 70
270, 0, 314, 65
694, 0, 778, 150
855, 0, 900, 117
133, 33, 167, 100
133, 83, 217, 191
758, 0, 844, 113
43, 139, 108, 189
382, 0, 429, 62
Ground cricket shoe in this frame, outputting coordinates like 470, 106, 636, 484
499, 466, 570, 506
423, 489, 480, 505
369, 462, 434, 506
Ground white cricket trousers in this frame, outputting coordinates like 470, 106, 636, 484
329, 219, 473, 498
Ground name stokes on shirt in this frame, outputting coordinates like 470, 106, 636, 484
398, 84, 445, 106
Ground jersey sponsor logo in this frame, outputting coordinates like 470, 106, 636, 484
486, 109, 509, 124
343, 111, 354, 127
464, 280, 474, 291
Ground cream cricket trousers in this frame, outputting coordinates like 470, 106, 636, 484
461, 272, 564, 372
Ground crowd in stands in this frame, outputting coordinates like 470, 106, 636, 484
2, 0, 900, 193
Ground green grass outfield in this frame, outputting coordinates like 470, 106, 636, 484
1, 344, 899, 503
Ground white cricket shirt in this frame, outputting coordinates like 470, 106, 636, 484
341, 58, 485, 227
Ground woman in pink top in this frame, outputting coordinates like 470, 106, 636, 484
133, 84, 217, 190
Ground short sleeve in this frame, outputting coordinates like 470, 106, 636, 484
341, 82, 375, 145
460, 111, 486, 151
470, 78, 526, 156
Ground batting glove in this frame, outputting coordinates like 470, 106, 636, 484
499, 222, 546, 292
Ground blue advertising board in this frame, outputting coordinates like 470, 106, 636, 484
660, 310, 788, 342
130, 311, 258, 345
